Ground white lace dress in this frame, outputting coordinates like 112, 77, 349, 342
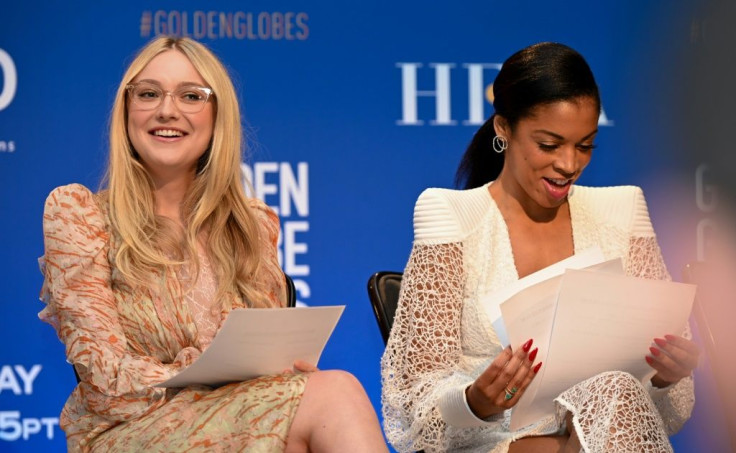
381, 184, 694, 453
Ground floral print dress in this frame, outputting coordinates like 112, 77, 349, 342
39, 184, 306, 453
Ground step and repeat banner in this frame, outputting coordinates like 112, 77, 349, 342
1, 1, 730, 451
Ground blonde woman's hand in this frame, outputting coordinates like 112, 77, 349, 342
292, 360, 319, 373
283, 359, 319, 374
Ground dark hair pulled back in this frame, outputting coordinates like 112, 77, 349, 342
455, 42, 601, 189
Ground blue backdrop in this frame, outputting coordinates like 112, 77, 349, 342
1, 1, 728, 451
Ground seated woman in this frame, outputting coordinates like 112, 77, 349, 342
39, 36, 388, 453
381, 42, 697, 452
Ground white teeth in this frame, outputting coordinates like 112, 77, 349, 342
153, 129, 184, 137
547, 178, 570, 186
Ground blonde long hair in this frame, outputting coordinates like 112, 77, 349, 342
104, 36, 272, 308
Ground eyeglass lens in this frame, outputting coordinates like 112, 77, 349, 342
128, 83, 211, 113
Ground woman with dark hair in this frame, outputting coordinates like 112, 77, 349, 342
381, 42, 696, 452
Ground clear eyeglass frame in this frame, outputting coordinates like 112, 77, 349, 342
125, 82, 215, 114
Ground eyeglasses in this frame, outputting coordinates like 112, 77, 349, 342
126, 82, 214, 113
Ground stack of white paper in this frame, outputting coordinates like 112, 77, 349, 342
155, 306, 345, 388
483, 249, 696, 430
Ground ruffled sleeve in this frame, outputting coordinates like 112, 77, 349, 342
39, 184, 195, 422
382, 188, 502, 453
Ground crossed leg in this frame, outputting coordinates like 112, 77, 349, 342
285, 370, 388, 453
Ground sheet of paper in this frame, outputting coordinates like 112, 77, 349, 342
508, 270, 695, 430
483, 246, 608, 347
498, 275, 563, 377
499, 258, 625, 353
156, 306, 345, 388
498, 258, 626, 417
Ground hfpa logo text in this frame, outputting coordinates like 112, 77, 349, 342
396, 62, 614, 127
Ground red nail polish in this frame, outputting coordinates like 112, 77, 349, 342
649, 347, 661, 356
533, 362, 542, 373
528, 347, 538, 362
645, 356, 654, 365
523, 339, 533, 352
654, 338, 667, 348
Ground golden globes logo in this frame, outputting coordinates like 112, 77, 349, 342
396, 62, 614, 127
242, 161, 311, 305
0, 48, 17, 112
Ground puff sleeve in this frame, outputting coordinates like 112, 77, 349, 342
39, 184, 197, 422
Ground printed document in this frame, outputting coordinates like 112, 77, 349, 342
480, 246, 607, 347
498, 267, 695, 430
156, 306, 345, 388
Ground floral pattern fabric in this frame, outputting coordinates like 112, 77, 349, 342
39, 184, 305, 452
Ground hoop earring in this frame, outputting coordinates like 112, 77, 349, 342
492, 136, 508, 153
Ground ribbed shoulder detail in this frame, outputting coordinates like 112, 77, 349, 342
571, 185, 655, 237
413, 185, 492, 243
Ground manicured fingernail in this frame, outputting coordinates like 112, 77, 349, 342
523, 339, 534, 352
654, 338, 667, 348
664, 334, 677, 341
533, 362, 542, 373
649, 347, 661, 356
528, 347, 538, 362
645, 356, 654, 365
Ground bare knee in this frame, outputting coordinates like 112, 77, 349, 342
286, 370, 385, 453
297, 370, 375, 422
299, 370, 366, 409
305, 370, 364, 397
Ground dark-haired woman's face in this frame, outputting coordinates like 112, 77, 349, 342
496, 97, 598, 211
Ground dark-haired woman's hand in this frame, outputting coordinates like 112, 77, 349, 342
465, 339, 542, 419
647, 334, 699, 388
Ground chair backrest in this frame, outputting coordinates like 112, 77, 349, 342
367, 271, 403, 343
285, 273, 297, 308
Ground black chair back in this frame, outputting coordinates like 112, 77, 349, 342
285, 274, 297, 308
367, 271, 403, 343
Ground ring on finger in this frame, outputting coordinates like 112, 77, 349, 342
503, 385, 518, 401
504, 385, 519, 400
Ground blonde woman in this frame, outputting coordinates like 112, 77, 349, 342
39, 36, 387, 453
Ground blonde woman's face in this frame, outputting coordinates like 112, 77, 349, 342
127, 49, 214, 185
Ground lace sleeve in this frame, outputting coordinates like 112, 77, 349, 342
627, 235, 695, 435
382, 239, 489, 452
